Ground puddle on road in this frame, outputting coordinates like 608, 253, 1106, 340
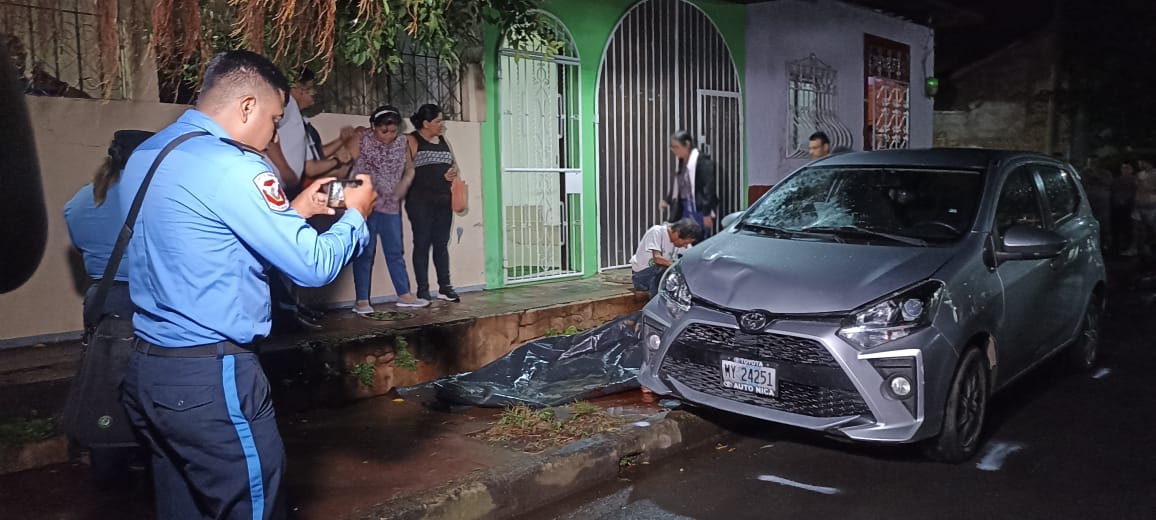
1092, 367, 1112, 379
976, 441, 1025, 471
757, 474, 841, 495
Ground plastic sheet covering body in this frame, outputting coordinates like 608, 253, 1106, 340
431, 312, 644, 408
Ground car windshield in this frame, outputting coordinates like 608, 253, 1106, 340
741, 166, 984, 245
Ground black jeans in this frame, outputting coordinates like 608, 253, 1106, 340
408, 201, 453, 293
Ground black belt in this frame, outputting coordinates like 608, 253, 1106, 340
134, 339, 256, 358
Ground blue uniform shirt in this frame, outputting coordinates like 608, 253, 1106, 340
64, 183, 129, 281
116, 109, 369, 347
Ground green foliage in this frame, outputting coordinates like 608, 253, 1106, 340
393, 336, 418, 372
544, 325, 581, 337
0, 417, 56, 446
351, 362, 376, 387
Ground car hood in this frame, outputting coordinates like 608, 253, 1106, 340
680, 232, 955, 314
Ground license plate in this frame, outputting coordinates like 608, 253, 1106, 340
721, 357, 777, 397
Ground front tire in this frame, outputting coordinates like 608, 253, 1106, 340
922, 348, 989, 463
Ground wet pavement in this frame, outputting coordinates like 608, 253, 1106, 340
521, 263, 1156, 520
0, 390, 667, 520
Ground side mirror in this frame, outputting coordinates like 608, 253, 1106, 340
720, 211, 745, 229
995, 225, 1068, 262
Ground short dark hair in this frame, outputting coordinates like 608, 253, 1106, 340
295, 66, 316, 86
199, 50, 290, 108
371, 105, 403, 128
671, 131, 695, 149
809, 131, 830, 145
670, 218, 703, 242
410, 104, 442, 130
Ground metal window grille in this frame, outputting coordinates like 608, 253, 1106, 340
864, 34, 911, 151
787, 54, 852, 157
316, 41, 464, 120
498, 13, 583, 284
1, 0, 125, 99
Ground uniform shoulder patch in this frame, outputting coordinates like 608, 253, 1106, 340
253, 172, 290, 212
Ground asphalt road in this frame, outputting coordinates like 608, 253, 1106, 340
521, 266, 1156, 520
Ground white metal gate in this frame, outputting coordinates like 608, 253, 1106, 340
498, 15, 583, 284
596, 0, 744, 269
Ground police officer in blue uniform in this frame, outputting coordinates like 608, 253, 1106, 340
116, 51, 375, 520
63, 129, 153, 481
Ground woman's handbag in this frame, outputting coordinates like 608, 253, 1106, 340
452, 177, 468, 214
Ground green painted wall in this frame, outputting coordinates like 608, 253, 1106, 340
481, 0, 747, 289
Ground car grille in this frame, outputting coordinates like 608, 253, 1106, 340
660, 324, 871, 418
676, 323, 841, 368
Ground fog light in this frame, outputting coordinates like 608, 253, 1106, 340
889, 376, 912, 398
647, 334, 662, 352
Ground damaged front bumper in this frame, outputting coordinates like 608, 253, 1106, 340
638, 298, 957, 444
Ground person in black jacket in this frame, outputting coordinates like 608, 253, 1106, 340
661, 131, 717, 232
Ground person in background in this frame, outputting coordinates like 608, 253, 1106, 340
64, 130, 153, 328
808, 131, 831, 160
63, 131, 152, 482
116, 50, 375, 519
349, 105, 430, 313
1110, 161, 1138, 257
1134, 158, 1156, 259
661, 131, 717, 232
264, 67, 356, 330
406, 104, 461, 303
630, 218, 701, 298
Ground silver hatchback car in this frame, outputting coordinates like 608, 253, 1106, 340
638, 149, 1106, 462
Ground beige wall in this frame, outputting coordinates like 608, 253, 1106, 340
0, 97, 486, 343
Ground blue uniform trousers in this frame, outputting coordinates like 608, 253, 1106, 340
121, 345, 286, 520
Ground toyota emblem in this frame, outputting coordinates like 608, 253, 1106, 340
739, 311, 769, 332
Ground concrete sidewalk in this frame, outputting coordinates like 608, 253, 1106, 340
0, 272, 647, 475
0, 392, 724, 520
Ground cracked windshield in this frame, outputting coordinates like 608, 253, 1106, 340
742, 167, 984, 245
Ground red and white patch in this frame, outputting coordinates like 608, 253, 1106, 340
253, 172, 290, 211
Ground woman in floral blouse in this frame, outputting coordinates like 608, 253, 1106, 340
349, 105, 429, 312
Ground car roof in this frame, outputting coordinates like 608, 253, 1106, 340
811, 148, 1065, 171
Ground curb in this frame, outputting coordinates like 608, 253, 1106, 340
346, 410, 724, 520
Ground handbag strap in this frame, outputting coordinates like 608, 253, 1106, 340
83, 131, 209, 329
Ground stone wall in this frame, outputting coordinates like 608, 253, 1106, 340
0, 97, 487, 343
935, 30, 1069, 155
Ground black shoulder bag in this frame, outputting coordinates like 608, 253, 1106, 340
63, 131, 208, 449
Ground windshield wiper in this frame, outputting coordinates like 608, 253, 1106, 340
800, 225, 928, 246
740, 222, 843, 241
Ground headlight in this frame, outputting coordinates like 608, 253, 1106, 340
661, 266, 692, 314
837, 280, 943, 350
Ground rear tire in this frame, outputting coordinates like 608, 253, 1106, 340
1067, 294, 1102, 372
922, 348, 989, 464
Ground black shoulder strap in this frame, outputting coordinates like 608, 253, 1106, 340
83, 131, 209, 330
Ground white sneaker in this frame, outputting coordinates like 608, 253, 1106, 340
396, 297, 430, 308
352, 303, 375, 315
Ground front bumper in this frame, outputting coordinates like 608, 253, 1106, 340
638, 298, 956, 444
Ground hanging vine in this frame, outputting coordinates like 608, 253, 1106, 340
136, 0, 557, 89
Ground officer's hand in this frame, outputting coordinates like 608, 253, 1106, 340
293, 178, 337, 218
342, 174, 377, 220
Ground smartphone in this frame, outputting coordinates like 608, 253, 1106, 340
326, 179, 364, 209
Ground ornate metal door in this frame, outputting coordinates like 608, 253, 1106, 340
498, 15, 583, 284
596, 0, 743, 269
